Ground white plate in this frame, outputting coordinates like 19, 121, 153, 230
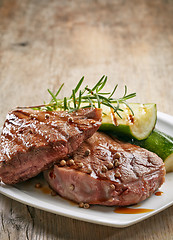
0, 111, 173, 228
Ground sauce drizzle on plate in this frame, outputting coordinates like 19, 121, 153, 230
114, 207, 154, 214
155, 191, 163, 196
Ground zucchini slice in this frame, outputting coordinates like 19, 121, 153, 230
100, 103, 157, 140
164, 153, 173, 173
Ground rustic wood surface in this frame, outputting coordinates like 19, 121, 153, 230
0, 0, 173, 239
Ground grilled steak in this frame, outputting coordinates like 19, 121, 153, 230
44, 132, 165, 206
0, 108, 102, 184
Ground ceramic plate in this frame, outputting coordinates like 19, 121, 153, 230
0, 112, 173, 228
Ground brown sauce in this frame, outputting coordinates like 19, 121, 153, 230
111, 108, 118, 126
114, 207, 154, 214
155, 191, 163, 196
35, 184, 77, 205
41, 186, 52, 194
38, 185, 52, 194
128, 114, 134, 124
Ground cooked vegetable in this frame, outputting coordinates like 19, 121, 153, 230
100, 103, 157, 140
164, 153, 173, 173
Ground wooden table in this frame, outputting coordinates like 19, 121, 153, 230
0, 0, 173, 239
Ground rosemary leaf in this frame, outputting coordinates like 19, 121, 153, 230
81, 85, 88, 96
123, 85, 127, 97
122, 101, 134, 115
116, 110, 122, 119
64, 97, 67, 110
98, 92, 111, 95
109, 84, 118, 99
77, 90, 82, 109
72, 89, 76, 108
47, 89, 58, 105
92, 75, 105, 91
95, 93, 101, 108
115, 100, 120, 112
70, 76, 84, 98
81, 105, 93, 108
55, 83, 64, 97
87, 97, 94, 108
98, 76, 107, 92
119, 92, 136, 101
46, 106, 53, 111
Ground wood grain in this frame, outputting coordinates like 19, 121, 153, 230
0, 0, 173, 239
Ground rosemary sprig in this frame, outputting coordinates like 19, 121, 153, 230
23, 76, 136, 118
55, 83, 64, 97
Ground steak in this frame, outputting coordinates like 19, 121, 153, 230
0, 108, 102, 184
44, 132, 165, 206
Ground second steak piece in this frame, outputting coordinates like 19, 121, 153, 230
44, 132, 165, 206
0, 108, 102, 184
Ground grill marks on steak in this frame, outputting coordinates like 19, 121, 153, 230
44, 132, 165, 206
0, 108, 102, 184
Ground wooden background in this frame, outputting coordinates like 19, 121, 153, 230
0, 0, 173, 239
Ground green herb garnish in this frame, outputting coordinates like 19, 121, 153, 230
20, 76, 136, 118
